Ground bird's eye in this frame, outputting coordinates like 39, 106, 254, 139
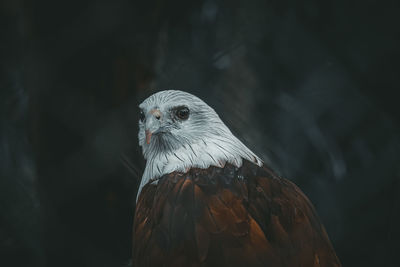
139, 110, 145, 122
175, 106, 190, 120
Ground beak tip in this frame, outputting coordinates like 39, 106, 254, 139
145, 130, 152, 144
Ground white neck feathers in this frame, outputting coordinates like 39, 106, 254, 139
137, 130, 262, 201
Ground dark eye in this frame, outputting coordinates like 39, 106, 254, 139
175, 106, 190, 120
139, 109, 145, 122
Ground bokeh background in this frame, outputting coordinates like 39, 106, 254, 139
1, 0, 399, 266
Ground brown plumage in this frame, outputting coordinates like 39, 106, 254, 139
133, 160, 341, 267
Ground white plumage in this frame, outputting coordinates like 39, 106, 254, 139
137, 90, 262, 200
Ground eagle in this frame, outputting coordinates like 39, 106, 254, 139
133, 90, 341, 267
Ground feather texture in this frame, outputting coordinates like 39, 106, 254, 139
137, 90, 263, 200
133, 161, 341, 267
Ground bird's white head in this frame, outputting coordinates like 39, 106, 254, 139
137, 90, 262, 199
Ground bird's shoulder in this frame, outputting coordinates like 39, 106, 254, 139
133, 161, 341, 266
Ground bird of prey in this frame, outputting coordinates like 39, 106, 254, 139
133, 90, 341, 267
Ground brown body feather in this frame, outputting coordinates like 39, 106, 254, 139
133, 161, 341, 267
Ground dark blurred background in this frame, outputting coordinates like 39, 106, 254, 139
1, 0, 399, 266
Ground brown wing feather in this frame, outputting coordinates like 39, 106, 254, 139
133, 161, 341, 267
247, 163, 341, 266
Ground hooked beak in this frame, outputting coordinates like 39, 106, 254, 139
145, 130, 152, 144
144, 109, 162, 145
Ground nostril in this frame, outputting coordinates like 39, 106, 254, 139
150, 109, 162, 120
